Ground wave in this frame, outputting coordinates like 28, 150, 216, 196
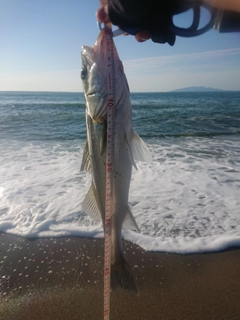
0, 102, 86, 108
140, 131, 240, 139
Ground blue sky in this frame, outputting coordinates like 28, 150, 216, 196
1, 0, 239, 92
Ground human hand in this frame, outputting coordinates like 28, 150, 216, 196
96, 4, 152, 42
97, 0, 240, 45
96, 3, 111, 25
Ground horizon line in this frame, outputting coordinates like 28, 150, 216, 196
1, 88, 240, 94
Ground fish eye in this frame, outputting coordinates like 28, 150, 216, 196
81, 68, 87, 79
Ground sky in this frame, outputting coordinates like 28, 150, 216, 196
0, 0, 240, 92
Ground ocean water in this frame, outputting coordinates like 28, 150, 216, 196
0, 91, 240, 254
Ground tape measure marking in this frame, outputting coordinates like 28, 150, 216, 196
103, 27, 115, 320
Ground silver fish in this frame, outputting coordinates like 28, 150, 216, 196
80, 30, 152, 294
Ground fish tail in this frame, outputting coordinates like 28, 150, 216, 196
111, 258, 138, 295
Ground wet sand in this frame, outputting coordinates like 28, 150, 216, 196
0, 233, 240, 320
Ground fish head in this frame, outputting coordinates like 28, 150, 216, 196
81, 30, 129, 124
81, 32, 109, 124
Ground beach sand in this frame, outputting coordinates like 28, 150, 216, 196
0, 233, 240, 320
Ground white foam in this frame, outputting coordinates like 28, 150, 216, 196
0, 136, 240, 253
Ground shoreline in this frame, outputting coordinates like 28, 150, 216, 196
0, 233, 240, 320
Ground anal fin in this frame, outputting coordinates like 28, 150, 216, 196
122, 205, 140, 232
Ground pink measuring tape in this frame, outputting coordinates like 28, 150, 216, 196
103, 26, 115, 320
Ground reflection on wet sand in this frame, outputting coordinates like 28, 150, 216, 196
1, 233, 240, 320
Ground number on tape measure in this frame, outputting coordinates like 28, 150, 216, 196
103, 26, 115, 320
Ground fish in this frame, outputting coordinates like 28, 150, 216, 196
80, 30, 152, 294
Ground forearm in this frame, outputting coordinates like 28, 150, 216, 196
204, 0, 240, 12
108, 0, 189, 26
97, 0, 240, 44
107, 0, 240, 21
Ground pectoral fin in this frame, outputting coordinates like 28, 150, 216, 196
100, 120, 107, 156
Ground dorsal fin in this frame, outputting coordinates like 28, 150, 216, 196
125, 131, 152, 169
82, 183, 101, 222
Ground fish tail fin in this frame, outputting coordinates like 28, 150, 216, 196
111, 258, 138, 295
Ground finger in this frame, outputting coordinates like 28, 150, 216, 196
96, 5, 110, 24
135, 30, 152, 42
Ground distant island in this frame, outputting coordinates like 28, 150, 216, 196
171, 86, 224, 92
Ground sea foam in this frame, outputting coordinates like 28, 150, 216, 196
1, 135, 240, 254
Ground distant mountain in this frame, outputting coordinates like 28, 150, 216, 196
171, 86, 224, 92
